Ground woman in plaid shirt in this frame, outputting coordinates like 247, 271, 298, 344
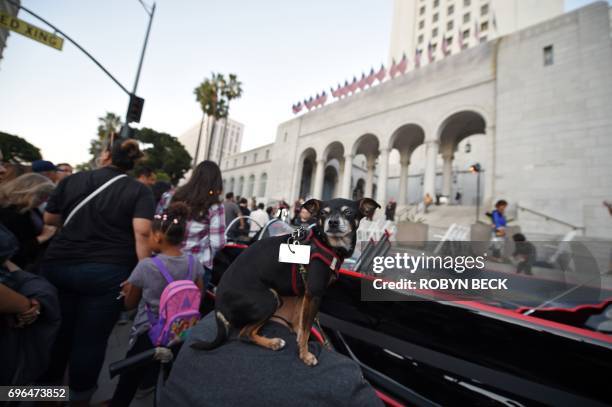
156, 161, 225, 288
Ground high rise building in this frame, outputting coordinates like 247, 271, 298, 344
0, 0, 20, 69
178, 117, 244, 165
388, 0, 564, 64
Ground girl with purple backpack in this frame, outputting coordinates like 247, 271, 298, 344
110, 203, 204, 407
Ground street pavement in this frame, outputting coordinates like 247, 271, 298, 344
91, 323, 154, 407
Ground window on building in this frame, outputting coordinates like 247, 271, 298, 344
432, 12, 438, 23
242, 156, 247, 165
463, 13, 470, 23
480, 21, 488, 31
418, 34, 424, 44
259, 173, 267, 197
433, 0, 439, 8
233, 159, 237, 167
480, 36, 487, 43
481, 4, 489, 16
432, 27, 438, 37
246, 175, 255, 197
543, 45, 554, 66
463, 0, 471, 6
447, 20, 454, 31
448, 4, 454, 15
237, 177, 244, 196
432, 43, 438, 53
265, 149, 270, 160
254, 153, 258, 162
283, 131, 288, 142
447, 36, 453, 45
419, 6, 425, 15
419, 20, 425, 29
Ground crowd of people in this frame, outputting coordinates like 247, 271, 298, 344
0, 142, 381, 406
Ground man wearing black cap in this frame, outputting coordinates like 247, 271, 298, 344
32, 160, 58, 183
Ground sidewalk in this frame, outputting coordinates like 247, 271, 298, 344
91, 323, 154, 406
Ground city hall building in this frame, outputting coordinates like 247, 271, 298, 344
216, 1, 612, 239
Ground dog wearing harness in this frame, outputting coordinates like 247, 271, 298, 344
191, 198, 380, 366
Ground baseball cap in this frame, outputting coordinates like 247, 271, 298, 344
32, 160, 57, 173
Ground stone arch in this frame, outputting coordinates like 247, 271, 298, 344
322, 164, 339, 200
436, 109, 488, 200
351, 133, 380, 157
437, 109, 487, 149
297, 147, 317, 199
388, 123, 426, 205
323, 141, 345, 162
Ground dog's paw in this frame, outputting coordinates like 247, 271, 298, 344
270, 338, 286, 351
300, 351, 318, 366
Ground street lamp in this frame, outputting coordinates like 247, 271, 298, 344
469, 163, 482, 222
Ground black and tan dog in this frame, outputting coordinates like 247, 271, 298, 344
191, 198, 380, 366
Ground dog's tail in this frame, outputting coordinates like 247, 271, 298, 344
190, 311, 230, 350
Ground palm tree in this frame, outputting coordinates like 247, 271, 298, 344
97, 112, 122, 143
89, 112, 122, 160
193, 73, 242, 167
217, 73, 243, 163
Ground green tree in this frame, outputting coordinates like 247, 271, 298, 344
134, 128, 192, 185
193, 72, 242, 166
0, 131, 42, 163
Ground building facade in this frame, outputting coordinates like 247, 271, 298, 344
0, 0, 20, 69
179, 117, 244, 165
221, 2, 612, 238
388, 0, 563, 65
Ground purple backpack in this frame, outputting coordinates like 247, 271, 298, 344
146, 255, 201, 346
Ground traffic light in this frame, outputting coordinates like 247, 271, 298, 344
126, 94, 145, 123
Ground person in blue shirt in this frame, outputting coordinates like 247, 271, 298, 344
491, 199, 508, 237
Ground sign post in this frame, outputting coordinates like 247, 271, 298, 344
0, 11, 63, 51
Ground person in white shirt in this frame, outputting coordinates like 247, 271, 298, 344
249, 203, 270, 237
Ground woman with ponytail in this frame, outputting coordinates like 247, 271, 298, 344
40, 139, 156, 403
157, 160, 225, 289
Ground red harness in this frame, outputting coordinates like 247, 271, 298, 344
290, 229, 344, 296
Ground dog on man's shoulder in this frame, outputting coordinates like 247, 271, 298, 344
191, 197, 380, 366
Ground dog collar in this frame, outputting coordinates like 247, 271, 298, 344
290, 229, 344, 296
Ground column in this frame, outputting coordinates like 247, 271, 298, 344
337, 157, 345, 199
341, 154, 353, 198
442, 153, 454, 197
377, 148, 389, 204
398, 153, 410, 205
364, 155, 376, 198
291, 157, 304, 201
312, 159, 325, 199
483, 125, 496, 207
423, 140, 439, 198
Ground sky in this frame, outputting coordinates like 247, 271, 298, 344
0, 0, 607, 165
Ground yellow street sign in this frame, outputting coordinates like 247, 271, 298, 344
0, 11, 63, 51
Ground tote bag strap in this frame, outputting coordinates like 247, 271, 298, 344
63, 174, 127, 227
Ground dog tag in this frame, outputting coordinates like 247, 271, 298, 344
279, 243, 311, 265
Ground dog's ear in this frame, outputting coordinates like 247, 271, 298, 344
357, 198, 381, 219
302, 198, 322, 215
